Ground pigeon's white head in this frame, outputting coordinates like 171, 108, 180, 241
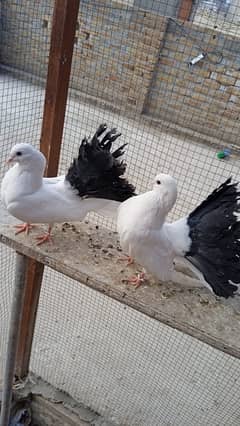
153, 173, 178, 213
7, 143, 46, 171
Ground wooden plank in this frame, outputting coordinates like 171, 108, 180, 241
1, 222, 240, 360
15, 375, 101, 425
177, 0, 193, 21
15, 0, 80, 378
40, 0, 80, 176
31, 396, 90, 426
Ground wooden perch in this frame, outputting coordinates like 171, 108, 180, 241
0, 222, 239, 360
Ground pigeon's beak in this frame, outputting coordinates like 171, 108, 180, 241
6, 157, 13, 165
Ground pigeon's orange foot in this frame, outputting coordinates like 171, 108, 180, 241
15, 223, 36, 235
118, 255, 134, 266
36, 232, 53, 246
128, 272, 146, 288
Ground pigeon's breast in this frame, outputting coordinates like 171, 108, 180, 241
1, 166, 19, 208
117, 196, 155, 256
1, 166, 43, 208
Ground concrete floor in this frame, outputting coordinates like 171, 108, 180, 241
1, 73, 240, 426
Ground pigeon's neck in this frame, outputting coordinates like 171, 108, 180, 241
18, 155, 45, 175
14, 162, 44, 194
19, 163, 44, 175
153, 187, 177, 218
140, 191, 176, 231
138, 191, 168, 230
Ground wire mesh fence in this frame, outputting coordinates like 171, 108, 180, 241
30, 267, 240, 426
1, 0, 240, 424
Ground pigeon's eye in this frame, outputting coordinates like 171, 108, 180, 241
156, 180, 161, 185
16, 152, 22, 156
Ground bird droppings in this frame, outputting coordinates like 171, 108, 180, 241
89, 242, 101, 249
199, 298, 210, 305
62, 222, 77, 233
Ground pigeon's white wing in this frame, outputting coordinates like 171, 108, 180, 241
6, 178, 120, 224
44, 177, 120, 219
43, 175, 65, 185
164, 217, 191, 257
164, 219, 211, 287
96, 200, 120, 219
52, 179, 121, 220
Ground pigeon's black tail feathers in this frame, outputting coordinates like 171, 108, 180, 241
185, 178, 240, 298
66, 124, 136, 202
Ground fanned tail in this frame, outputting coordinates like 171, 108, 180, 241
65, 124, 136, 202
185, 178, 240, 298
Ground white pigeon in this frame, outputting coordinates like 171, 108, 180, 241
117, 173, 240, 298
1, 124, 136, 244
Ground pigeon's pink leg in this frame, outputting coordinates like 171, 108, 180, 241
36, 225, 53, 246
14, 223, 36, 235
118, 254, 134, 266
128, 272, 146, 288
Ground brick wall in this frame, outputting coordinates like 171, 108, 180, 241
70, 2, 167, 111
1, 0, 240, 143
145, 19, 240, 143
0, 0, 53, 78
0, 0, 166, 112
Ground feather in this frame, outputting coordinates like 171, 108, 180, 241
186, 178, 240, 297
65, 124, 136, 202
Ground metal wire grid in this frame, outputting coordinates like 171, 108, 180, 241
0, 0, 53, 162
0, 72, 44, 157
30, 267, 240, 426
0, 0, 240, 425
192, 0, 240, 36
0, 246, 15, 382
147, 20, 240, 141
59, 0, 240, 226
0, 0, 53, 79
0, 0, 51, 386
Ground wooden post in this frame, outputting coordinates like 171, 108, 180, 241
40, 0, 80, 176
15, 0, 80, 378
177, 0, 193, 21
